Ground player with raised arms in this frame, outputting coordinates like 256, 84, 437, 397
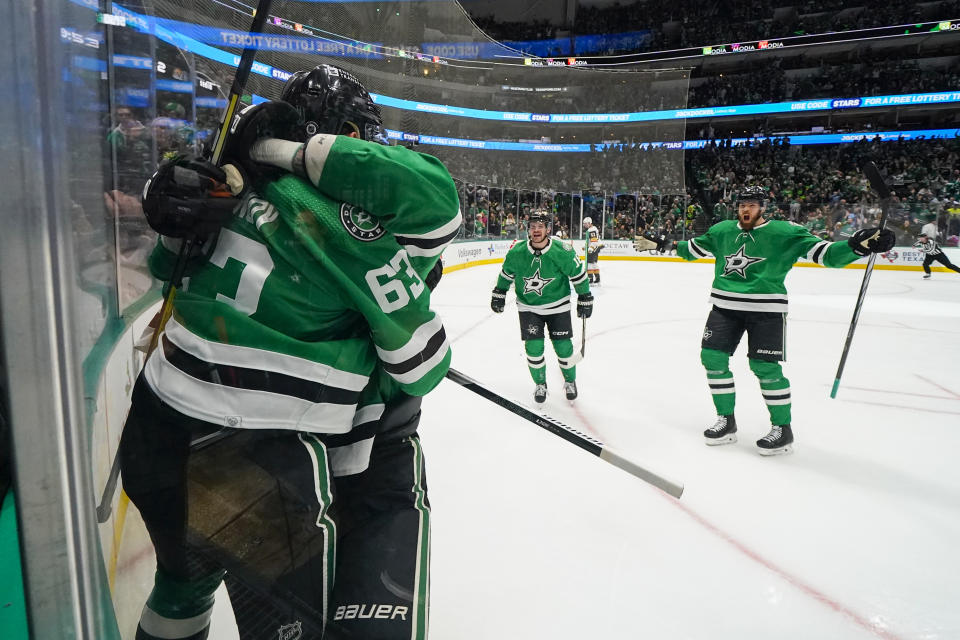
653, 186, 894, 455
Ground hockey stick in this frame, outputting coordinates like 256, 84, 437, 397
561, 313, 587, 367
580, 316, 586, 358
98, 0, 278, 523
445, 368, 684, 498
564, 229, 592, 366
830, 161, 892, 398
144, 0, 275, 357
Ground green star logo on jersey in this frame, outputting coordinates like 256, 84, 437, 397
722, 244, 765, 278
522, 268, 554, 296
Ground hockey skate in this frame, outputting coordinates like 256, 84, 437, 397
704, 415, 737, 445
922, 274, 931, 279
564, 380, 578, 401
534, 383, 548, 404
756, 424, 793, 456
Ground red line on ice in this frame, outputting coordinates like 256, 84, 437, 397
570, 410, 908, 640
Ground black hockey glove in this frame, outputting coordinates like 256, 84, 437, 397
141, 154, 239, 239
848, 227, 896, 256
220, 100, 302, 192
490, 288, 507, 313
577, 292, 594, 319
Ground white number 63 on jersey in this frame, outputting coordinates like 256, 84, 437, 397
365, 249, 425, 313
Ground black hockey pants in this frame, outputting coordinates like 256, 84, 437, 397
120, 374, 431, 640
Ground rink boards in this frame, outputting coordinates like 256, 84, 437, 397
444, 238, 960, 271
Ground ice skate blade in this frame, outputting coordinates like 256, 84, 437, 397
757, 443, 793, 456
704, 434, 737, 446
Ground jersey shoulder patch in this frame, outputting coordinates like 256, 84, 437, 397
340, 203, 386, 242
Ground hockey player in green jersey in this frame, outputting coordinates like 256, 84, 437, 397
491, 212, 593, 403
662, 186, 894, 455
120, 65, 459, 640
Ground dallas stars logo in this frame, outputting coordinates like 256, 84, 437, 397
522, 268, 554, 296
340, 203, 386, 242
722, 245, 765, 278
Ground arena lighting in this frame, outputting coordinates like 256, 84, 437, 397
371, 91, 960, 124
96, 0, 959, 64
559, 19, 960, 65
381, 127, 960, 152
86, 1, 960, 127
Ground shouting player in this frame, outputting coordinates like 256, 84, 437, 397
663, 186, 894, 455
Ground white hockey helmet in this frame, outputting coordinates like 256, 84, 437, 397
583, 216, 592, 225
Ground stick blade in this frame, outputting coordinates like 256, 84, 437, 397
600, 448, 684, 498
861, 161, 892, 199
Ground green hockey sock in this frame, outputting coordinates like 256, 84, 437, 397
525, 339, 547, 384
749, 358, 791, 425
701, 348, 735, 416
553, 338, 576, 382
138, 566, 225, 639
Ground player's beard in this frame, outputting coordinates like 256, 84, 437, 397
739, 211, 763, 230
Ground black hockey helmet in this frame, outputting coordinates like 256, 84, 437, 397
281, 64, 387, 144
737, 185, 766, 206
528, 210, 551, 227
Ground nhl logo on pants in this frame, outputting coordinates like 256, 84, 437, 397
277, 621, 302, 640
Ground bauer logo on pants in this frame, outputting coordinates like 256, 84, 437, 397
341, 203, 386, 242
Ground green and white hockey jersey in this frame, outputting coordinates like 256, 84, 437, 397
496, 237, 590, 314
677, 219, 860, 313
146, 134, 461, 434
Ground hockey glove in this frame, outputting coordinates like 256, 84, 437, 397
634, 234, 657, 252
141, 154, 239, 239
490, 288, 507, 313
220, 101, 302, 192
577, 292, 594, 319
848, 227, 896, 256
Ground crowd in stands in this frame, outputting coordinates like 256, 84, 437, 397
471, 0, 960, 55
686, 137, 960, 244
470, 15, 561, 43
453, 137, 960, 250
689, 59, 960, 107
430, 143, 685, 195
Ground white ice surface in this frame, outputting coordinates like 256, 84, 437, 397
422, 260, 960, 640
116, 259, 959, 639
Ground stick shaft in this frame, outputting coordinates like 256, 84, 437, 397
830, 251, 879, 397
209, 0, 274, 165
445, 368, 683, 498
146, 0, 274, 356
831, 161, 891, 398
581, 316, 586, 357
